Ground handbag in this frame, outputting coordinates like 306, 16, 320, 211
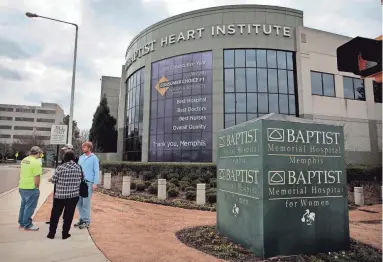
79, 166, 89, 198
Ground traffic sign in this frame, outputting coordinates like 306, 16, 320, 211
50, 125, 68, 145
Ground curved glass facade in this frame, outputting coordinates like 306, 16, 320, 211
224, 49, 297, 128
124, 68, 144, 161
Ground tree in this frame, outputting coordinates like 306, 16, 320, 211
62, 115, 80, 141
89, 95, 117, 152
12, 132, 50, 159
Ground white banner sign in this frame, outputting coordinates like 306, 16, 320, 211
50, 125, 68, 145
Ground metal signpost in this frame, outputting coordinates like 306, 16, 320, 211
50, 125, 68, 168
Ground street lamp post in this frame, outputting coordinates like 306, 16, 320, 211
26, 12, 78, 145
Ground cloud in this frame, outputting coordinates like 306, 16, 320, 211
0, 0, 381, 131
0, 65, 25, 80
0, 38, 31, 59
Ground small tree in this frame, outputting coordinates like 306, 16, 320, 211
89, 95, 117, 152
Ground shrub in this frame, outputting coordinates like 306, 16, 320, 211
167, 173, 180, 180
168, 183, 177, 189
148, 182, 158, 195
185, 186, 195, 192
347, 166, 382, 184
185, 190, 196, 201
130, 181, 137, 190
144, 181, 152, 188
179, 181, 190, 191
167, 186, 180, 197
140, 171, 155, 181
127, 171, 138, 178
206, 188, 217, 204
158, 171, 168, 179
209, 178, 217, 188
169, 178, 180, 187
136, 183, 146, 192
181, 176, 192, 183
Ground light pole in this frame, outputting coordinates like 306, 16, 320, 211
26, 12, 78, 145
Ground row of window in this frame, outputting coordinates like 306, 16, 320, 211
223, 49, 297, 128
0, 117, 55, 123
0, 126, 51, 131
0, 134, 50, 140
311, 71, 382, 103
0, 107, 56, 114
224, 49, 294, 70
124, 68, 144, 161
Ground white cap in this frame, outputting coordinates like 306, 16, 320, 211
61, 144, 74, 150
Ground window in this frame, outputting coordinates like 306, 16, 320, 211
15, 117, 34, 122
0, 125, 11, 129
0, 116, 12, 121
311, 71, 335, 97
373, 81, 382, 103
13, 135, 33, 139
124, 68, 144, 161
16, 108, 35, 113
0, 107, 13, 112
343, 77, 365, 101
224, 49, 297, 128
14, 126, 34, 130
36, 118, 55, 123
36, 127, 51, 131
37, 110, 56, 114
0, 134, 11, 138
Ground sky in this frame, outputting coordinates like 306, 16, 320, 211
0, 0, 381, 130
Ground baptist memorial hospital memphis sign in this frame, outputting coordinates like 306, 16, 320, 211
216, 115, 349, 258
125, 23, 292, 70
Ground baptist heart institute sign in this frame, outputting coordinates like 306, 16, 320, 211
216, 114, 349, 258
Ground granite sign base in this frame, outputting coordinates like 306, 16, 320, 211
216, 114, 350, 258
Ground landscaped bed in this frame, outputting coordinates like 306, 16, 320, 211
98, 166, 218, 211
176, 225, 382, 262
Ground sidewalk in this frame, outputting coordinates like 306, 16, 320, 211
0, 170, 108, 262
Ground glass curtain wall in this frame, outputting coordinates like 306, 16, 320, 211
224, 49, 297, 128
124, 68, 144, 161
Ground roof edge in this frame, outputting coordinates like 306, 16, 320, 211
125, 4, 304, 58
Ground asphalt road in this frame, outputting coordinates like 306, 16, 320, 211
0, 166, 19, 195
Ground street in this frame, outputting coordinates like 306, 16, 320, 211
0, 166, 19, 195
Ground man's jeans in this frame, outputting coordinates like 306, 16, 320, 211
18, 189, 40, 229
77, 182, 93, 223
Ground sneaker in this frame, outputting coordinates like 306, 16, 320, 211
78, 222, 89, 229
24, 225, 39, 231
73, 220, 83, 227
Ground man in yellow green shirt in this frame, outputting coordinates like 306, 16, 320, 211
18, 146, 43, 231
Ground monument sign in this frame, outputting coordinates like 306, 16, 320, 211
216, 114, 349, 258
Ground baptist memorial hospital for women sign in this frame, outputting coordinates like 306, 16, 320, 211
216, 114, 349, 258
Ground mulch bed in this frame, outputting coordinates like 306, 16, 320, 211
176, 225, 382, 262
97, 188, 216, 211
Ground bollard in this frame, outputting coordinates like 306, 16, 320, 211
104, 173, 112, 190
354, 187, 364, 206
196, 183, 206, 205
122, 176, 131, 196
99, 170, 103, 185
158, 179, 167, 200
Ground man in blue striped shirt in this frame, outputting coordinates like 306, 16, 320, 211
74, 141, 99, 229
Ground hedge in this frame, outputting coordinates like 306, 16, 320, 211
101, 161, 216, 181
101, 161, 382, 184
